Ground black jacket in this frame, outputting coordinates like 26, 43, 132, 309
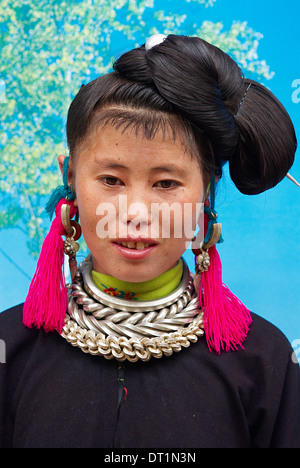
0, 304, 299, 448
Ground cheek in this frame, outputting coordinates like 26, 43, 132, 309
75, 182, 120, 244
75, 185, 99, 237
170, 194, 203, 239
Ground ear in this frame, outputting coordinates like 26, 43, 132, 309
57, 154, 66, 176
57, 154, 75, 184
57, 154, 66, 175
57, 155, 78, 207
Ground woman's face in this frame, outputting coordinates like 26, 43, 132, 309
62, 123, 205, 282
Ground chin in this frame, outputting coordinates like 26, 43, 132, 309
116, 268, 157, 283
91, 257, 153, 282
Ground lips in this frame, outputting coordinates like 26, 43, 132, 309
116, 241, 151, 250
112, 238, 158, 259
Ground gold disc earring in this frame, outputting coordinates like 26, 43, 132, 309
61, 204, 81, 280
193, 223, 222, 274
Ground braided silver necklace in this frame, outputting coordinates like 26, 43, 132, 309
61, 255, 204, 362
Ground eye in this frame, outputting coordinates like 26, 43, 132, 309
99, 176, 123, 187
154, 180, 179, 189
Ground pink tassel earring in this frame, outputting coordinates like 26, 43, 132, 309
23, 199, 78, 333
193, 176, 252, 353
23, 157, 79, 333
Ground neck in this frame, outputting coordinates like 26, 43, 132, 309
92, 259, 183, 301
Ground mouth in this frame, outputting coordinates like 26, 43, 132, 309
114, 240, 155, 250
112, 239, 158, 259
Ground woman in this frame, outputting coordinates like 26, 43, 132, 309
0, 34, 299, 448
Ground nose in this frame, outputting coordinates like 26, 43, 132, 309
118, 191, 153, 237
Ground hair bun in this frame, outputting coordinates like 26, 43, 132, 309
114, 35, 245, 164
145, 35, 243, 164
114, 36, 297, 195
113, 47, 154, 85
231, 80, 297, 195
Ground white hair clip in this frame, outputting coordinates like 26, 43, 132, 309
145, 34, 167, 51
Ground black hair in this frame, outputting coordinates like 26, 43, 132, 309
66, 34, 297, 195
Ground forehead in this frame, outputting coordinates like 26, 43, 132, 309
73, 106, 204, 166
91, 123, 185, 152
76, 123, 202, 174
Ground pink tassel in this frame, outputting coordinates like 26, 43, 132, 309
196, 209, 252, 353
23, 199, 77, 333
199, 245, 252, 353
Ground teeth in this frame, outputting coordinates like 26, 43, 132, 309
136, 242, 149, 250
120, 241, 150, 249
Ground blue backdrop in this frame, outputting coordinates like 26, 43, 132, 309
0, 0, 299, 349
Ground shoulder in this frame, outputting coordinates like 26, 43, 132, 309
0, 303, 25, 336
0, 303, 23, 323
244, 314, 300, 447
235, 312, 300, 383
206, 312, 299, 383
0, 304, 40, 357
247, 312, 294, 358
0, 303, 27, 336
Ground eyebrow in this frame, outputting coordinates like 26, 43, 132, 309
92, 158, 127, 170
93, 159, 188, 177
149, 165, 188, 178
